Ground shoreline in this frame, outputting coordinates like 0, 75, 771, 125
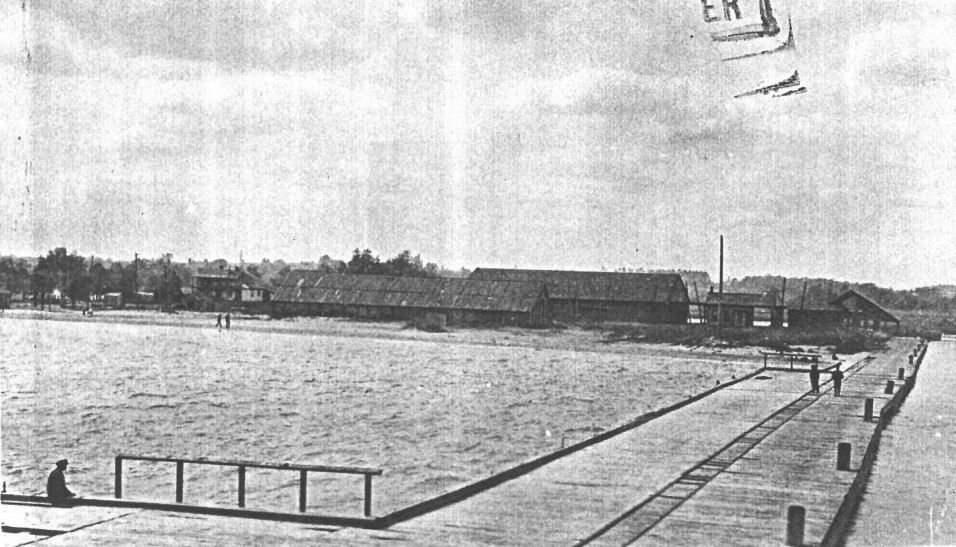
0, 308, 773, 362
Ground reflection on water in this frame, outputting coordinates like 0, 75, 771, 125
1, 318, 754, 515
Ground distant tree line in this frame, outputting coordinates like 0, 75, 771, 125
723, 275, 956, 315
0, 248, 189, 309
0, 247, 459, 309
342, 249, 440, 277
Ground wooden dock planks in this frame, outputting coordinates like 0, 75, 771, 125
636, 339, 917, 547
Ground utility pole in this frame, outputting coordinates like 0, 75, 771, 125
717, 235, 724, 337
89, 254, 94, 311
162, 253, 171, 313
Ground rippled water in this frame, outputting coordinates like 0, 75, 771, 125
1, 317, 754, 515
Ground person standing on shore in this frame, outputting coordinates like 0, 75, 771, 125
809, 364, 820, 394
46, 459, 76, 502
831, 365, 844, 397
225, 313, 231, 330
215, 313, 222, 329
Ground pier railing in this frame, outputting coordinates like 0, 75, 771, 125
760, 350, 825, 369
114, 454, 383, 517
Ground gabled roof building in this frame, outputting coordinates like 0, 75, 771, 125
272, 271, 551, 327
468, 269, 689, 324
790, 289, 900, 332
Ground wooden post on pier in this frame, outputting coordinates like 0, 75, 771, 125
299, 470, 308, 513
898, 368, 905, 381
864, 398, 874, 421
364, 474, 373, 517
237, 465, 246, 508
884, 380, 895, 395
115, 456, 122, 498
786, 505, 806, 546
176, 461, 184, 503
837, 443, 851, 471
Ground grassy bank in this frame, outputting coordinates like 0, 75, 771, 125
891, 309, 954, 340
601, 324, 891, 354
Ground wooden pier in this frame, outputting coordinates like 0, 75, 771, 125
1, 339, 928, 545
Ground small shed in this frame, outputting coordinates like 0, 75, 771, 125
103, 292, 124, 308
703, 291, 781, 328
239, 270, 272, 303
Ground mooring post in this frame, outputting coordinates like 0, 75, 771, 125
837, 443, 851, 471
114, 456, 122, 499
898, 367, 905, 381
864, 398, 874, 421
175, 461, 184, 503
299, 470, 307, 513
237, 465, 246, 508
364, 474, 373, 517
885, 380, 895, 395
787, 505, 806, 546
909, 355, 914, 365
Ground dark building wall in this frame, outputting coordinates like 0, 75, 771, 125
789, 309, 849, 329
271, 301, 550, 328
551, 299, 687, 324
703, 304, 755, 327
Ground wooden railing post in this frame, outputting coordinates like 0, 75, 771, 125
299, 470, 307, 512
364, 474, 373, 517
786, 505, 805, 546
115, 456, 123, 499
176, 461, 184, 503
112, 454, 380, 517
238, 465, 246, 508
837, 443, 851, 471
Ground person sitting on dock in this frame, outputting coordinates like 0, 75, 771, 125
831, 365, 844, 397
46, 459, 76, 502
809, 364, 820, 394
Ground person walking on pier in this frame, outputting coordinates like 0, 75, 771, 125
215, 313, 222, 329
46, 459, 76, 502
225, 312, 231, 330
809, 364, 820, 394
831, 365, 844, 397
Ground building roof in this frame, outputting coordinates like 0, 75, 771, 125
468, 269, 688, 304
194, 267, 238, 279
273, 271, 546, 312
832, 290, 900, 323
705, 291, 779, 308
239, 270, 272, 291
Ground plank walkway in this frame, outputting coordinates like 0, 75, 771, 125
625, 338, 918, 546
845, 339, 956, 546
1, 341, 921, 546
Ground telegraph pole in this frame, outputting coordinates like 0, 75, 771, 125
163, 253, 171, 313
717, 235, 724, 337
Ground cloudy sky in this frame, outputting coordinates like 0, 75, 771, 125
1, 0, 953, 288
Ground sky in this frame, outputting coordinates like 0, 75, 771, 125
1, 0, 954, 289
